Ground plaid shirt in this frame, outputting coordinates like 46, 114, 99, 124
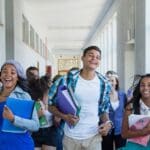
48, 69, 111, 116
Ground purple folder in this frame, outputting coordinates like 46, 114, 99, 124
56, 85, 78, 115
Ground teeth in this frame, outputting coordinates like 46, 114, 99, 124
143, 92, 149, 94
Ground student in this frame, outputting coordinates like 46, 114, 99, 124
120, 74, 150, 149
48, 45, 112, 150
26, 66, 39, 81
102, 71, 127, 150
0, 59, 39, 150
26, 66, 40, 98
30, 75, 57, 150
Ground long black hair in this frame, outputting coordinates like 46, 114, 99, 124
129, 74, 150, 114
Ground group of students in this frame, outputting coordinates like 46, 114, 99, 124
0, 45, 149, 150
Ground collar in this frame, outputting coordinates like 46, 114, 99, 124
140, 99, 150, 115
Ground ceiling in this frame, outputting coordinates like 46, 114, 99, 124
23, 0, 113, 54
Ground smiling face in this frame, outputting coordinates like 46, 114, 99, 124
140, 77, 150, 100
82, 49, 101, 71
108, 76, 117, 90
0, 64, 18, 90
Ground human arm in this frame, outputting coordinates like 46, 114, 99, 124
49, 105, 79, 126
48, 77, 79, 126
3, 105, 39, 131
6, 88, 40, 131
121, 104, 150, 139
98, 79, 113, 136
99, 112, 113, 136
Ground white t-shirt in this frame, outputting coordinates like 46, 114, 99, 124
64, 75, 100, 139
140, 99, 150, 116
111, 100, 119, 110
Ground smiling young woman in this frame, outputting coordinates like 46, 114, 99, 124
120, 74, 150, 150
0, 59, 39, 150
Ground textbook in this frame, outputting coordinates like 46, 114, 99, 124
128, 114, 150, 146
56, 85, 81, 116
2, 97, 35, 133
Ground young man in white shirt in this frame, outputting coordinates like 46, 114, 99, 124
48, 45, 112, 150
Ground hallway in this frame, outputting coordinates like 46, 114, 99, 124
0, 0, 150, 91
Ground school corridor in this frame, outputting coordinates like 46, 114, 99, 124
0, 0, 150, 91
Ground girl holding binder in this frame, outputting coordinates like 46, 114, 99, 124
120, 74, 150, 149
0, 60, 39, 150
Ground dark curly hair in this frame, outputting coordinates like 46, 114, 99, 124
29, 75, 50, 101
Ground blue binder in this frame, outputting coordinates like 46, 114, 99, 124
2, 97, 35, 133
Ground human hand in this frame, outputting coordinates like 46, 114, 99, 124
99, 122, 112, 136
3, 105, 14, 122
37, 107, 45, 117
143, 122, 150, 135
54, 116, 62, 127
64, 114, 79, 126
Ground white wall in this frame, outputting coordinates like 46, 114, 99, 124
0, 26, 5, 67
13, 0, 52, 76
0, 0, 5, 66
124, 47, 135, 91
88, 0, 128, 90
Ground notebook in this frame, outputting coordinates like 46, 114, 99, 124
35, 101, 48, 127
56, 85, 81, 116
2, 97, 35, 133
128, 114, 150, 146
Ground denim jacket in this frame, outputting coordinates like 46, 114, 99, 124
9, 86, 39, 131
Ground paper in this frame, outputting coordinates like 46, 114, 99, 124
128, 114, 150, 127
62, 89, 77, 111
2, 97, 35, 133
128, 114, 150, 146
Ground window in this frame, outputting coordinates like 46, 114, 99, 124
22, 14, 46, 58
99, 12, 117, 73
40, 39, 43, 55
0, 0, 4, 26
42, 43, 45, 57
35, 33, 39, 52
58, 58, 80, 75
22, 15, 29, 44
30, 25, 35, 49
